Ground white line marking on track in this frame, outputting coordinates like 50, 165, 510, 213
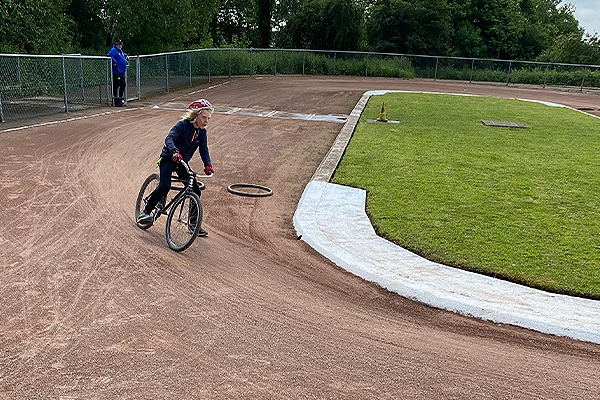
0, 108, 138, 133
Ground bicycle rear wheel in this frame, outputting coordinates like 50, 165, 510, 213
135, 173, 160, 229
165, 192, 203, 252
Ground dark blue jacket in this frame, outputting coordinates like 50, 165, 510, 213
160, 119, 212, 167
107, 46, 128, 75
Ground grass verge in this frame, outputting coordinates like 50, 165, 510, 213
331, 93, 600, 300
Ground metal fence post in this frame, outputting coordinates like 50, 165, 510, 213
399, 55, 403, 78
580, 66, 587, 91
166, 54, 170, 92
17, 56, 21, 94
0, 93, 4, 122
334, 51, 337, 75
507, 60, 512, 86
79, 55, 85, 102
434, 57, 439, 81
106, 57, 112, 105
124, 63, 128, 102
470, 58, 475, 83
302, 51, 306, 76
208, 50, 211, 81
136, 55, 141, 100
228, 48, 232, 77
62, 55, 69, 113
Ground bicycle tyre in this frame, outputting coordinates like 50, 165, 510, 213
227, 183, 273, 197
165, 192, 203, 252
135, 173, 160, 230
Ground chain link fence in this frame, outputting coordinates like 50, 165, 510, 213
2, 49, 600, 123
0, 54, 111, 123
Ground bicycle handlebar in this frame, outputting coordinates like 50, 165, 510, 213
180, 160, 214, 178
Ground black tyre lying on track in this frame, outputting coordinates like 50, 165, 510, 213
227, 183, 273, 197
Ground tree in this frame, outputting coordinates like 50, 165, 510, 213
0, 0, 74, 54
113, 0, 219, 53
210, 0, 257, 47
445, 0, 527, 59
256, 0, 275, 47
537, 33, 600, 64
209, 0, 273, 48
365, 0, 452, 55
275, 0, 364, 51
443, 0, 582, 60
1, 0, 595, 62
67, 0, 105, 53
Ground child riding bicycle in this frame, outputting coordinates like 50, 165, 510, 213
136, 99, 215, 236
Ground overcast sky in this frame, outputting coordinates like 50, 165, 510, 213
564, 0, 600, 36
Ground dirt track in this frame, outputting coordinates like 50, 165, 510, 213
1, 76, 599, 399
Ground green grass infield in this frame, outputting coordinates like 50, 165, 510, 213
331, 92, 600, 300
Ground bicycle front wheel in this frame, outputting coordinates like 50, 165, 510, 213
165, 192, 203, 252
135, 173, 159, 229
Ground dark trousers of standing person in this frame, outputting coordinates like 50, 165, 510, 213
112, 73, 126, 100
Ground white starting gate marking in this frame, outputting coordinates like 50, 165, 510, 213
263, 110, 278, 118
226, 107, 241, 114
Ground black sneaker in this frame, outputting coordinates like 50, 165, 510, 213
137, 212, 153, 226
197, 228, 208, 237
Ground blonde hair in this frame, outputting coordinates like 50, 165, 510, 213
182, 108, 213, 121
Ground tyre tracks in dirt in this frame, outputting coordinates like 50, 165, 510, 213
1, 76, 599, 399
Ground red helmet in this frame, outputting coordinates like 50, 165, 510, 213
187, 98, 213, 112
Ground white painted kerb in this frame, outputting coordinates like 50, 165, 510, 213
294, 180, 600, 344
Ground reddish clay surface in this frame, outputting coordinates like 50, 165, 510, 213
1, 76, 599, 399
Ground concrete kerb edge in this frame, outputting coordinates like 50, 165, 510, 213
310, 93, 370, 182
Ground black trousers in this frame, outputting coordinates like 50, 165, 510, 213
112, 73, 126, 98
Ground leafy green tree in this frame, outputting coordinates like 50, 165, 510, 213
275, 0, 364, 50
1, 0, 596, 63
67, 0, 105, 53
532, 0, 580, 37
209, 0, 273, 48
365, 0, 452, 55
0, 0, 74, 54
516, 0, 581, 60
537, 33, 600, 64
446, 0, 526, 59
101, 0, 219, 54
451, 21, 488, 58
256, 0, 275, 47
444, 0, 582, 60
210, 0, 257, 47
524, 0, 599, 64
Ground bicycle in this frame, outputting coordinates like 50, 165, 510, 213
135, 160, 211, 252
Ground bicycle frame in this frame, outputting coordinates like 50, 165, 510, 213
155, 160, 212, 214
157, 173, 196, 217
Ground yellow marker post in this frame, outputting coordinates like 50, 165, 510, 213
377, 102, 388, 122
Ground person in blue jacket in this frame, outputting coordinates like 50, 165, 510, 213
107, 39, 129, 106
137, 99, 215, 237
